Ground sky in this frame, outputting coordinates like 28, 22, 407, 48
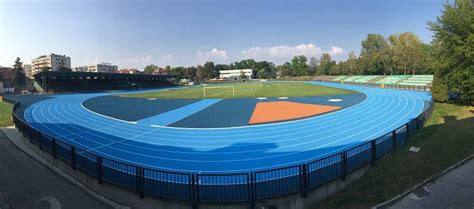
0, 0, 444, 70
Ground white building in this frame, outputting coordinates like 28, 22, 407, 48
87, 63, 118, 73
219, 69, 253, 79
31, 54, 71, 75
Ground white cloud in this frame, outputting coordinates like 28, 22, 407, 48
197, 48, 228, 62
328, 46, 345, 56
241, 44, 322, 60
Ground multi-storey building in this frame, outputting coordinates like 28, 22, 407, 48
31, 54, 71, 75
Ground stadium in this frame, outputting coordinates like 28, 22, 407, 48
3, 74, 435, 208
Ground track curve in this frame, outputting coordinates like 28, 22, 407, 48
23, 81, 432, 173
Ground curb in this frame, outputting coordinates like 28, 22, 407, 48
372, 154, 474, 209
0, 127, 131, 209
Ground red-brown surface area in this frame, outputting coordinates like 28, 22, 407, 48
249, 101, 341, 124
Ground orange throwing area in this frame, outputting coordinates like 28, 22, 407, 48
249, 101, 341, 124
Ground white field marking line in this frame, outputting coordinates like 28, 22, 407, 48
278, 97, 288, 99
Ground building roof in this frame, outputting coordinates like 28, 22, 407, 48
0, 67, 13, 80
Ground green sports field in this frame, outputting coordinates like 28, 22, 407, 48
118, 82, 359, 99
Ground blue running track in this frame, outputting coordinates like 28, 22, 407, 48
22, 81, 432, 173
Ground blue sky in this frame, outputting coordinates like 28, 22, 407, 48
0, 0, 444, 70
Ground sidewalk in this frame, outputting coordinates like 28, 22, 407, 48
0, 127, 113, 209
388, 158, 474, 209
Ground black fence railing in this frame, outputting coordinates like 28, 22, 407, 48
5, 92, 435, 209
320, 80, 431, 92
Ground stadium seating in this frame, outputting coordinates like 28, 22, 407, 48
398, 75, 433, 86
342, 76, 363, 82
375, 75, 411, 84
354, 75, 379, 83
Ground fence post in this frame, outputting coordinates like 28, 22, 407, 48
392, 130, 397, 152
136, 166, 145, 198
28, 126, 32, 143
406, 123, 410, 139
71, 146, 76, 170
38, 131, 42, 150
341, 151, 347, 181
248, 173, 255, 209
191, 174, 198, 209
300, 164, 308, 198
97, 156, 103, 184
52, 138, 57, 159
371, 140, 376, 165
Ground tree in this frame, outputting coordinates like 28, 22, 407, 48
143, 64, 158, 74
388, 32, 424, 75
12, 57, 26, 87
290, 55, 309, 76
428, 0, 473, 103
309, 57, 319, 75
277, 62, 292, 77
346, 52, 358, 75
318, 53, 334, 75
360, 34, 389, 74
203, 61, 216, 79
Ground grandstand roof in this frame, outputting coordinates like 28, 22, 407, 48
33, 71, 175, 80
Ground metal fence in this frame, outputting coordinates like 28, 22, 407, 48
5, 93, 435, 209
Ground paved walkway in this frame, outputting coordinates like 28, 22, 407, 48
388, 158, 474, 209
0, 128, 111, 209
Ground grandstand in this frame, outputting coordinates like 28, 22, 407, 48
33, 71, 175, 93
375, 75, 411, 84
342, 75, 363, 82
398, 75, 433, 86
353, 75, 379, 83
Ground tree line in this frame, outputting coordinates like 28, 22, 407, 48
144, 31, 436, 80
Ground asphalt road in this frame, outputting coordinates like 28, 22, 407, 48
0, 130, 111, 209
389, 158, 474, 209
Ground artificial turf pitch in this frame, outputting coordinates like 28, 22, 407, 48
118, 82, 359, 99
